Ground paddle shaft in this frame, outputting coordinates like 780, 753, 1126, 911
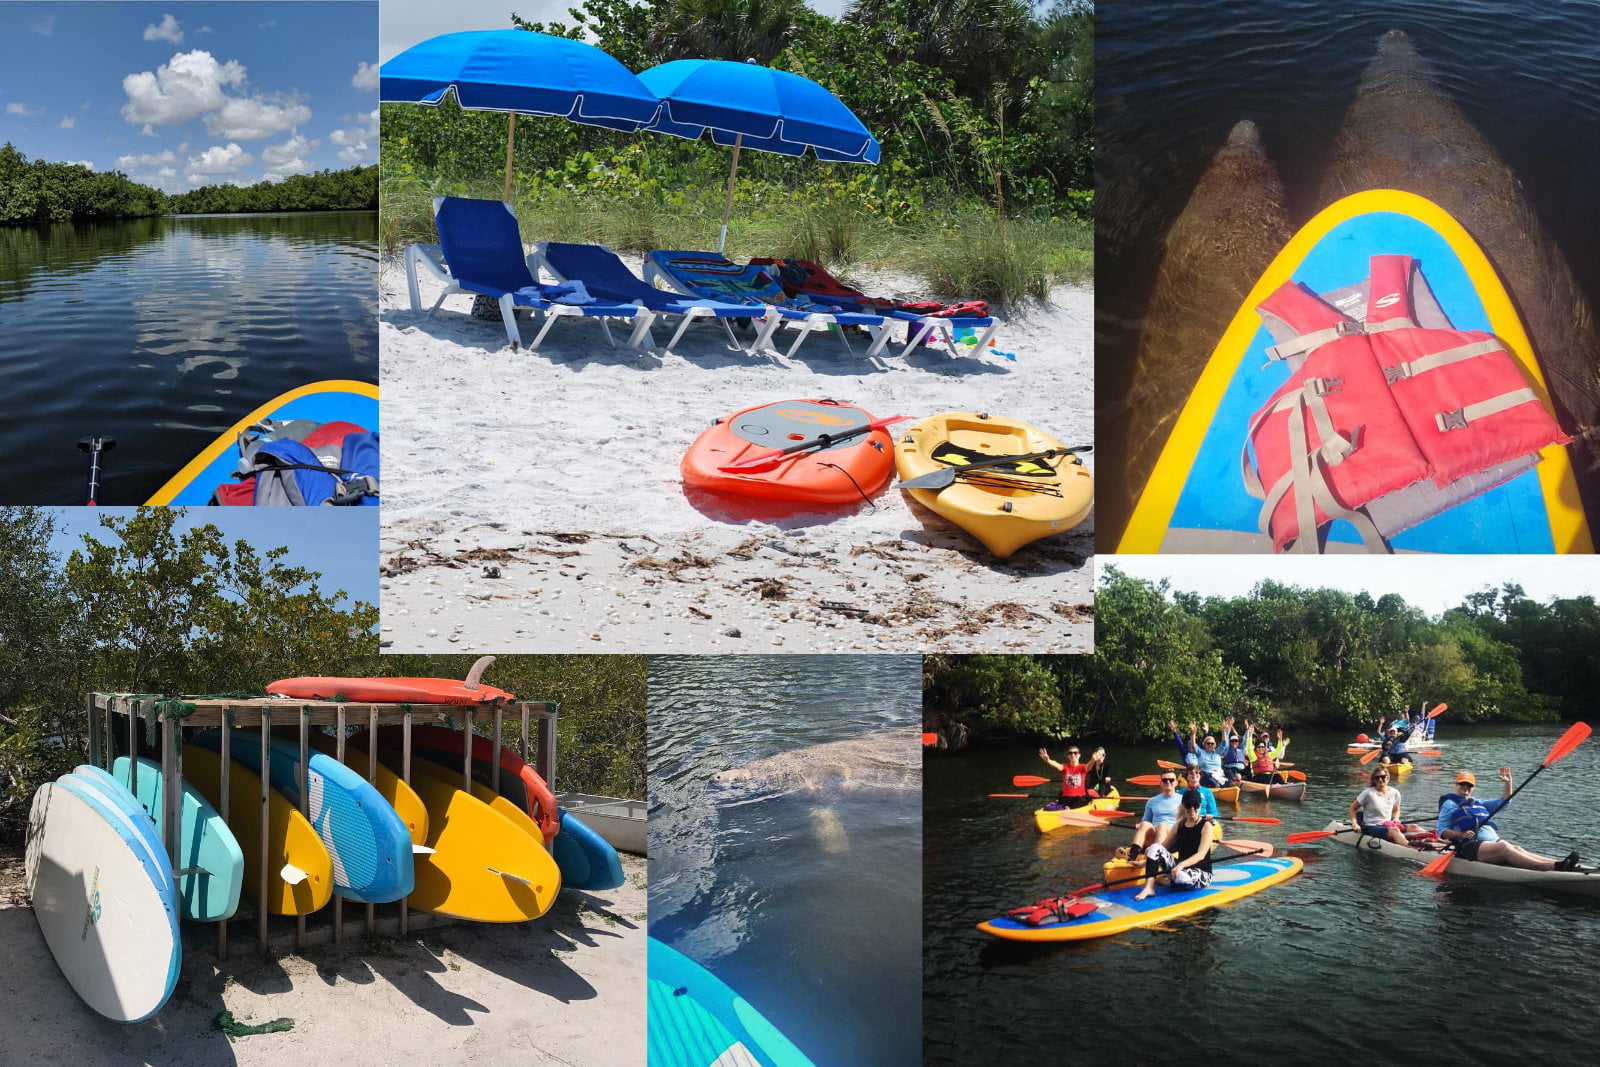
77, 435, 116, 505
720, 414, 910, 472
1071, 846, 1268, 898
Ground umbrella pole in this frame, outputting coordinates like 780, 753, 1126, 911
503, 113, 517, 202
718, 133, 743, 255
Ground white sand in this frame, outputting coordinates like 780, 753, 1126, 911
0, 847, 646, 1065
380, 253, 1095, 653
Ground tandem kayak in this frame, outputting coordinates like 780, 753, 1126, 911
1120, 189, 1590, 554
1240, 779, 1306, 801
145, 380, 379, 505
1033, 791, 1121, 833
648, 937, 816, 1066
1318, 822, 1600, 896
895, 411, 1093, 558
977, 856, 1303, 943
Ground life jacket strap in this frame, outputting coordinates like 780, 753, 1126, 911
1384, 338, 1505, 384
1254, 389, 1389, 554
1264, 317, 1416, 363
1435, 387, 1539, 433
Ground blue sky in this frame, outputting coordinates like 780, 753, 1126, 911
46, 507, 378, 610
1, 2, 378, 192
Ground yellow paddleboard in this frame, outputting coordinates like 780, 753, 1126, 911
181, 746, 334, 916
378, 752, 561, 922
304, 733, 430, 846
404, 752, 546, 846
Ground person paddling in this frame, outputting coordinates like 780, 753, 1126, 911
1134, 788, 1216, 900
1437, 769, 1580, 871
1349, 765, 1417, 845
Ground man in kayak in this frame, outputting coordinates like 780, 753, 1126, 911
1349, 765, 1417, 845
1180, 765, 1222, 818
1037, 744, 1105, 806
1379, 726, 1413, 766
1438, 770, 1580, 871
1134, 788, 1216, 900
1127, 771, 1183, 862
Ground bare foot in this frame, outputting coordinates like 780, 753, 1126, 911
1134, 887, 1154, 901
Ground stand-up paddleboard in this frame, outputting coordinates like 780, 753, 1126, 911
384, 757, 561, 922
356, 724, 560, 844
977, 856, 1302, 943
401, 749, 549, 843
109, 756, 244, 922
648, 937, 817, 1067
25, 781, 181, 1022
1121, 190, 1591, 554
304, 733, 430, 846
180, 746, 333, 915
61, 768, 172, 895
549, 810, 626, 891
267, 675, 515, 706
145, 379, 379, 506
190, 729, 413, 904
681, 399, 897, 508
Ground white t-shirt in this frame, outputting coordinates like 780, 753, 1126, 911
1355, 786, 1401, 825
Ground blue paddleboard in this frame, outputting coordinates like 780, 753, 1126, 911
189, 729, 414, 903
1122, 189, 1591, 554
110, 756, 245, 921
648, 937, 816, 1067
550, 809, 625, 891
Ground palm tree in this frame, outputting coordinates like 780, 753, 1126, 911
649, 0, 809, 63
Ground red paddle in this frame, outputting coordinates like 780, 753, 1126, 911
1420, 720, 1590, 879
988, 793, 1030, 798
716, 414, 910, 472
1285, 830, 1342, 844
921, 732, 938, 746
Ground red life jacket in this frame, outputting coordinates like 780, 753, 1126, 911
1243, 254, 1568, 552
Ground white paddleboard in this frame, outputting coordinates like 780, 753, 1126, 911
24, 781, 181, 1022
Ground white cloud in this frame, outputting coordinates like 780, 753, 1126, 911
122, 50, 246, 128
261, 133, 317, 174
205, 94, 311, 140
5, 102, 41, 116
186, 143, 254, 182
27, 15, 57, 36
144, 15, 184, 44
80, 101, 91, 110
63, 160, 95, 171
258, 19, 278, 29
58, 116, 76, 129
157, 166, 177, 178
197, 26, 212, 35
329, 109, 378, 164
115, 149, 178, 170
352, 61, 379, 92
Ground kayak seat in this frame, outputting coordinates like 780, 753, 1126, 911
405, 197, 648, 352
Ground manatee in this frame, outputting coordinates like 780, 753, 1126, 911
1109, 120, 1292, 540
707, 727, 922, 796
810, 807, 849, 853
1319, 30, 1600, 503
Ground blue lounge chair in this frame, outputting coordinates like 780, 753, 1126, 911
531, 241, 765, 353
404, 197, 649, 351
642, 250, 892, 359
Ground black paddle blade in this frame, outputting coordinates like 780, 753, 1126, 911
898, 444, 1091, 491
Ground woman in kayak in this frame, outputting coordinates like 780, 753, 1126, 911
1037, 744, 1105, 806
1219, 717, 1248, 784
1134, 788, 1215, 900
1244, 739, 1280, 784
1438, 769, 1580, 871
1379, 726, 1413, 766
1349, 765, 1417, 844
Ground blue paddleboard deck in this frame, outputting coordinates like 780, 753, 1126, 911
648, 938, 816, 1067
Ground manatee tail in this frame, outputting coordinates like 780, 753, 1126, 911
1320, 29, 1600, 506
1112, 119, 1292, 541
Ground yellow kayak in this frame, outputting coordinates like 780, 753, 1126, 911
1034, 790, 1121, 833
895, 412, 1093, 558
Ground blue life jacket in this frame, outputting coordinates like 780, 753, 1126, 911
1438, 792, 1497, 833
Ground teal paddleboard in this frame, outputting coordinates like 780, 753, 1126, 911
190, 729, 414, 903
108, 756, 244, 922
550, 810, 625, 891
648, 937, 816, 1067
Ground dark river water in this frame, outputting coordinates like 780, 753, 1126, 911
0, 211, 377, 504
924, 723, 1600, 1065
648, 655, 922, 1066
1094, 0, 1600, 543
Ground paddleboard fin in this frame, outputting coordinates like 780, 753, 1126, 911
487, 867, 534, 887
464, 655, 495, 690
412, 844, 436, 855
280, 863, 309, 885
173, 866, 213, 879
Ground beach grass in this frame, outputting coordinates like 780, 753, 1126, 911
380, 175, 1090, 308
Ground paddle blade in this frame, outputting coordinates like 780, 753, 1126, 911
1544, 721, 1592, 765
1345, 747, 1370, 755
921, 732, 938, 746
1226, 816, 1280, 825
1284, 770, 1307, 782
1285, 830, 1340, 844
1125, 775, 1164, 786
1359, 747, 1382, 765
1013, 775, 1051, 788
1419, 849, 1455, 879
1155, 759, 1185, 771
1088, 809, 1132, 818
1427, 703, 1449, 719
1219, 839, 1273, 858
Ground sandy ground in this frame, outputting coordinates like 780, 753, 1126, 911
0, 844, 646, 1066
380, 252, 1095, 653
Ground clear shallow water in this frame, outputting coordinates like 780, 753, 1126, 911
0, 212, 376, 503
1095, 0, 1600, 537
649, 655, 922, 1066
924, 723, 1600, 1064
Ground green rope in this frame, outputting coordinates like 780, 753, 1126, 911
214, 1011, 294, 1037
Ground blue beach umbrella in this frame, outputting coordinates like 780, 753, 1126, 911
637, 59, 881, 252
381, 29, 662, 199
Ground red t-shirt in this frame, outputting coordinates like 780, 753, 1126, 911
1059, 762, 1090, 798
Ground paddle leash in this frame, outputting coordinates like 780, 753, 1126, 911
77, 435, 116, 505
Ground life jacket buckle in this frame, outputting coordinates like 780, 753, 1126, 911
1335, 320, 1367, 337
1436, 409, 1469, 432
1308, 376, 1344, 397
1383, 363, 1411, 386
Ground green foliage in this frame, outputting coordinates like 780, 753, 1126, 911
923, 655, 1063, 739
166, 167, 377, 215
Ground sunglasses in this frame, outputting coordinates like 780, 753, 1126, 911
1066, 751, 1080, 756
1160, 777, 1177, 784
1374, 775, 1389, 780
